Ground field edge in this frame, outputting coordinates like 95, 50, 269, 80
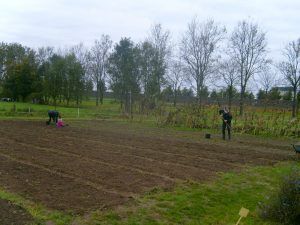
1, 161, 299, 225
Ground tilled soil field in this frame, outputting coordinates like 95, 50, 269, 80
0, 120, 294, 214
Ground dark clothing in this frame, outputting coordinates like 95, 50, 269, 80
222, 112, 232, 122
221, 111, 232, 140
48, 110, 59, 123
222, 120, 231, 140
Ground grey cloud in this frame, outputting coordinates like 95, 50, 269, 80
0, 0, 299, 60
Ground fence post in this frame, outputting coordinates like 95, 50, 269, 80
77, 107, 80, 118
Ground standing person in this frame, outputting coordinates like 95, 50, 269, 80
219, 107, 232, 140
47, 110, 59, 125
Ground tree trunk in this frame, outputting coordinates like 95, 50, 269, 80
292, 87, 297, 117
173, 89, 177, 107
125, 92, 130, 114
197, 83, 202, 107
297, 93, 300, 115
239, 88, 245, 116
76, 97, 79, 107
228, 86, 233, 111
96, 81, 99, 106
120, 99, 123, 113
100, 91, 103, 104
100, 81, 104, 104
54, 98, 57, 110
198, 93, 202, 107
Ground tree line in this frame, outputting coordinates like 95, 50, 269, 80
0, 18, 299, 116
0, 43, 91, 106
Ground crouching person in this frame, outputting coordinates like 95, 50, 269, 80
46, 110, 59, 125
56, 115, 65, 128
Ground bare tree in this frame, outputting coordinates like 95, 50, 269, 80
257, 65, 278, 95
278, 38, 300, 117
70, 43, 88, 70
228, 20, 268, 115
254, 65, 279, 110
88, 35, 112, 106
69, 43, 92, 102
167, 59, 186, 106
218, 58, 239, 110
36, 46, 54, 65
181, 18, 225, 106
36, 46, 54, 103
148, 23, 171, 103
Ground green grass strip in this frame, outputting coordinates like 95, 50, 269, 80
86, 162, 299, 225
0, 187, 74, 225
1, 162, 299, 225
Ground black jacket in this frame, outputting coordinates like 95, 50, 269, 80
48, 110, 59, 117
222, 112, 232, 122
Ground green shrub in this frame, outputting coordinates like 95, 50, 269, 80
259, 168, 300, 225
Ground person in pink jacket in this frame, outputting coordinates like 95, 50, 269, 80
56, 115, 65, 127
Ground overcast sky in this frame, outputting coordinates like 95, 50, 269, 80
0, 0, 299, 60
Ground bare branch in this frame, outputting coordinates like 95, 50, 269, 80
228, 20, 268, 115
87, 34, 113, 105
278, 38, 300, 117
180, 18, 225, 105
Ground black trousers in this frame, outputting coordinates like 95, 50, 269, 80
222, 121, 231, 140
48, 113, 58, 123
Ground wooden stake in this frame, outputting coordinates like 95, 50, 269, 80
235, 216, 242, 225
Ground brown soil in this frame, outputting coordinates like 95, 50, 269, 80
0, 120, 294, 214
0, 199, 33, 225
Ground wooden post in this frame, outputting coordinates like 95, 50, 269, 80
77, 107, 80, 118
235, 216, 242, 225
